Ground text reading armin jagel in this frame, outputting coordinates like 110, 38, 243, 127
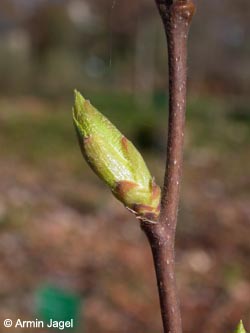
3, 318, 74, 330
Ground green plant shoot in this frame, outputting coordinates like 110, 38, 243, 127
235, 321, 247, 333
73, 90, 161, 221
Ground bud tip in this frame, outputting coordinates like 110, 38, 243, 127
235, 320, 247, 333
72, 89, 88, 135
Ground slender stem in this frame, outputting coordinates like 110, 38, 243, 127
141, 1, 195, 333
142, 222, 179, 333
159, 0, 195, 221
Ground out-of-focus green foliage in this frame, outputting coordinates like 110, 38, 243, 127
0, 0, 249, 96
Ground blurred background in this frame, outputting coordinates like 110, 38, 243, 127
0, 0, 249, 332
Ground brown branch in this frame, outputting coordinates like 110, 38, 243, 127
141, 1, 195, 333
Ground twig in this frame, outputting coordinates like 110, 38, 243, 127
141, 1, 195, 333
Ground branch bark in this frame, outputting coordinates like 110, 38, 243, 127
141, 1, 195, 333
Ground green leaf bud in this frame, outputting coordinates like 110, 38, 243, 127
73, 90, 161, 221
235, 321, 247, 333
